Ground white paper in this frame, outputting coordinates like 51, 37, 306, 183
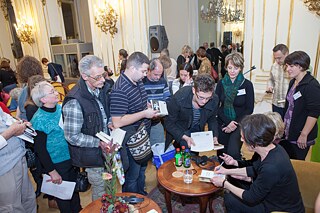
41, 174, 76, 200
110, 128, 126, 145
191, 131, 214, 152
150, 100, 168, 116
17, 134, 34, 143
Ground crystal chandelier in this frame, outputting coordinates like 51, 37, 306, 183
200, 0, 244, 23
14, 16, 35, 44
304, 0, 320, 16
94, 1, 118, 38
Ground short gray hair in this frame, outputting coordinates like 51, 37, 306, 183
78, 55, 104, 76
31, 81, 52, 107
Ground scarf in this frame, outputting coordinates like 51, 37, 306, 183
222, 72, 244, 121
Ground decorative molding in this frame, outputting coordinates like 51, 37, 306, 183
57, 0, 62, 7
274, 0, 280, 46
41, 0, 46, 6
0, 0, 9, 21
314, 34, 320, 78
249, 0, 255, 81
260, 0, 266, 70
287, 0, 294, 49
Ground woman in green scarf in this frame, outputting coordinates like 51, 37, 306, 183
215, 52, 254, 160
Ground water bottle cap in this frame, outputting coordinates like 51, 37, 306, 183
176, 148, 180, 151
182, 146, 185, 149
185, 149, 190, 152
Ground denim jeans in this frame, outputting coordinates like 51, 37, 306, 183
122, 147, 148, 195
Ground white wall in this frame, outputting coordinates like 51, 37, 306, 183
161, 0, 199, 60
243, 0, 320, 92
198, 0, 218, 47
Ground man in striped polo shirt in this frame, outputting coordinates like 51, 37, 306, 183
110, 52, 158, 195
143, 58, 170, 148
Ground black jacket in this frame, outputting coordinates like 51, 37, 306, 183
215, 79, 254, 126
284, 72, 320, 141
62, 78, 110, 167
48, 63, 65, 83
164, 86, 219, 150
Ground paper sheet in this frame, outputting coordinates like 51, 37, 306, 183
190, 131, 214, 152
41, 174, 76, 200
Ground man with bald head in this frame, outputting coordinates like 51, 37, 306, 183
143, 58, 171, 147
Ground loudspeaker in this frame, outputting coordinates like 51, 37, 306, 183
149, 25, 168, 53
11, 43, 23, 59
223, 31, 232, 46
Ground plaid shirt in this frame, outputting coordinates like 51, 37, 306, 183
63, 99, 101, 148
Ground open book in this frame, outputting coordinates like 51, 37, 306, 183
198, 169, 226, 183
96, 128, 126, 146
150, 100, 168, 116
190, 131, 224, 152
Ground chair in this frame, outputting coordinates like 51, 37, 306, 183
66, 82, 76, 92
51, 82, 66, 104
291, 159, 320, 213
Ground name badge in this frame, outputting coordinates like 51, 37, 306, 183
293, 91, 302, 100
237, 89, 246, 96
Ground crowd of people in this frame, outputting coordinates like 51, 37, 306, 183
0, 40, 320, 213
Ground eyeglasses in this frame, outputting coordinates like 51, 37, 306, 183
195, 92, 212, 101
87, 72, 107, 81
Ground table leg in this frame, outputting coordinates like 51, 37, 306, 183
199, 195, 209, 213
164, 190, 172, 213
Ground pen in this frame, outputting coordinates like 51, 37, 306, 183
13, 117, 35, 132
217, 162, 224, 170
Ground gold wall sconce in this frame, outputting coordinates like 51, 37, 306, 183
304, 0, 320, 16
233, 28, 241, 37
14, 17, 35, 44
94, 1, 118, 38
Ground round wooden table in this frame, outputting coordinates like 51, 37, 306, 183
80, 192, 162, 213
157, 159, 222, 213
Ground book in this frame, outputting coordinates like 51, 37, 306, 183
150, 100, 168, 116
198, 169, 226, 183
96, 128, 126, 146
190, 131, 224, 152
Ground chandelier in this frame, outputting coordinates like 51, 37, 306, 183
14, 17, 35, 44
304, 0, 320, 16
200, 0, 244, 23
94, 1, 118, 38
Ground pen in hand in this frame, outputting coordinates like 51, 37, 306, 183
216, 162, 224, 171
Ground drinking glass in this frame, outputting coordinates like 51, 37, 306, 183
183, 169, 193, 184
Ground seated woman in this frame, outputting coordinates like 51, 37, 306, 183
211, 114, 304, 213
30, 81, 81, 213
171, 63, 193, 95
216, 52, 254, 160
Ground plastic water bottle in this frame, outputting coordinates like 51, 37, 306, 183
175, 148, 182, 167
184, 149, 191, 168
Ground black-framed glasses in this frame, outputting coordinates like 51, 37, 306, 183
195, 92, 212, 101
87, 72, 107, 81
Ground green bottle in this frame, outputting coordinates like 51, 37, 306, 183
175, 148, 182, 167
184, 149, 191, 168
181, 145, 186, 164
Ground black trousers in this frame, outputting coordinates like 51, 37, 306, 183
224, 192, 265, 213
217, 127, 242, 160
279, 140, 310, 160
54, 160, 82, 213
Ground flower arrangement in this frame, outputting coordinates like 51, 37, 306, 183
99, 139, 128, 213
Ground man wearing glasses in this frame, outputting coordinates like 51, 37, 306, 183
62, 55, 111, 201
164, 74, 219, 150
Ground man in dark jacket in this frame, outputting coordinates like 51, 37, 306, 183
62, 55, 110, 201
207, 42, 224, 73
164, 74, 219, 150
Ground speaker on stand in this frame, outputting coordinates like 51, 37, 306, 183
149, 25, 169, 54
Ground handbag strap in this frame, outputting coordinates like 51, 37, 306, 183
49, 63, 59, 76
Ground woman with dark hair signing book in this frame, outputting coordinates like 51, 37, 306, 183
211, 114, 304, 213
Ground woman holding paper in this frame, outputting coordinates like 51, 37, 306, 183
30, 81, 81, 213
211, 114, 304, 213
215, 52, 254, 160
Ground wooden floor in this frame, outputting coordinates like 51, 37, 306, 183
31, 92, 312, 212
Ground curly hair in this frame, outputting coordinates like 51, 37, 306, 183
16, 56, 43, 84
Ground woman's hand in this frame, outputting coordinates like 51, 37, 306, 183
214, 165, 228, 175
48, 170, 62, 184
211, 176, 225, 187
222, 121, 238, 133
297, 133, 307, 149
219, 153, 238, 167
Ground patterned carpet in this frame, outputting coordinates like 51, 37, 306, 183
147, 185, 226, 213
